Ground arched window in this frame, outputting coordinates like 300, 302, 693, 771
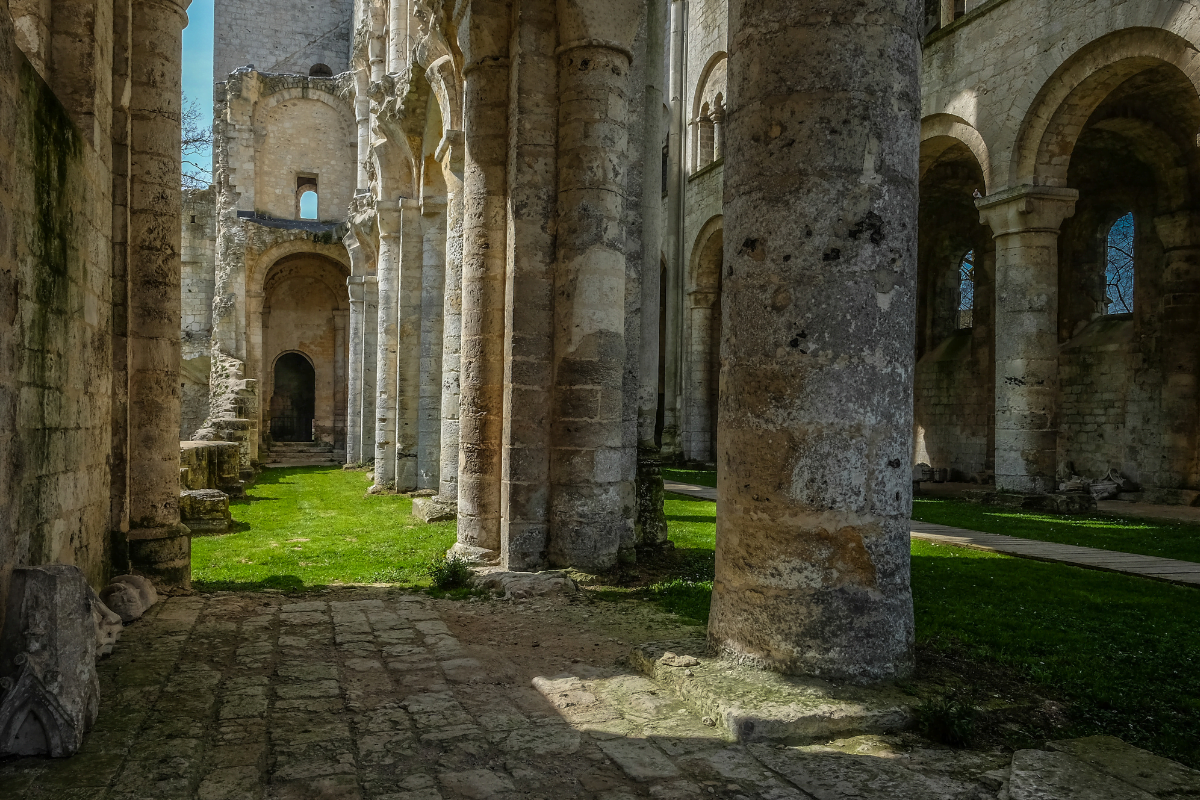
309, 63, 333, 77
957, 250, 975, 329
1105, 212, 1134, 315
299, 190, 318, 220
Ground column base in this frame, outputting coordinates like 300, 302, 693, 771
413, 495, 458, 523
127, 523, 192, 590
447, 542, 500, 566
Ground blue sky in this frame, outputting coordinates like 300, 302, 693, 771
183, 0, 215, 173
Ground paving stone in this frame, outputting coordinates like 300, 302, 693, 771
1047, 736, 1200, 797
597, 738, 683, 781
198, 766, 265, 800
267, 774, 362, 800
750, 744, 990, 799
438, 768, 515, 799
502, 725, 582, 755
1007, 749, 1157, 800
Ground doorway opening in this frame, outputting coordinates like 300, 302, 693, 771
271, 352, 316, 442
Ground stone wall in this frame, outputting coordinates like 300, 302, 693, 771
182, 188, 217, 438
0, 25, 113, 629
1057, 319, 1131, 479
214, 0, 354, 81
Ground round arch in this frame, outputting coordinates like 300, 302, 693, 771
920, 114, 993, 194
1011, 27, 1200, 188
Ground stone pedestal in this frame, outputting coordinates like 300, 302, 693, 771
976, 186, 1078, 494
708, 0, 920, 683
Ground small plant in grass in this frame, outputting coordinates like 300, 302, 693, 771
424, 554, 474, 590
916, 694, 978, 747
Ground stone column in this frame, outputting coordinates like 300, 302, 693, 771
394, 199, 423, 491
347, 276, 366, 463
416, 137, 465, 523
1154, 211, 1200, 489
635, 0, 668, 548
334, 314, 348, 451
660, 0, 686, 460
373, 202, 401, 490
110, 0, 133, 559
388, 0, 406, 73
127, 0, 192, 588
547, 1, 641, 571
499, 0, 557, 570
418, 202, 447, 490
709, 0, 920, 682
976, 186, 1077, 494
361, 275, 379, 463
451, 0, 509, 563
355, 90, 371, 193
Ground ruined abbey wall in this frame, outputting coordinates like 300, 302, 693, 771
213, 0, 354, 80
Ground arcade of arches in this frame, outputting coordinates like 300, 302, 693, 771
4, 0, 1200, 725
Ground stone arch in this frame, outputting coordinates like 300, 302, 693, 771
248, 239, 352, 300
690, 52, 727, 171
684, 216, 724, 463
1012, 27, 1200, 188
920, 114, 992, 194
259, 252, 351, 449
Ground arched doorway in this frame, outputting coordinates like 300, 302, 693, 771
271, 352, 316, 442
684, 223, 723, 463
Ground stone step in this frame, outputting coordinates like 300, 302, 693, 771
264, 458, 341, 468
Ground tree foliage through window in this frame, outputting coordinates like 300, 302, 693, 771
957, 250, 975, 329
1105, 213, 1134, 315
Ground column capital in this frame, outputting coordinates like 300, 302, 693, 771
557, 0, 642, 60
135, 0, 192, 22
976, 185, 1079, 237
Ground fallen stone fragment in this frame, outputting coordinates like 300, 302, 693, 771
658, 652, 700, 668
0, 566, 101, 757
1007, 749, 1157, 800
472, 568, 578, 600
596, 738, 682, 782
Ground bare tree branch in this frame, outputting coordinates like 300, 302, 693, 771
182, 97, 212, 189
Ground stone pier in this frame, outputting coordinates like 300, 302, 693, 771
708, 0, 919, 682
547, 1, 641, 571
373, 202, 401, 490
127, 0, 192, 588
452, 0, 510, 563
976, 186, 1077, 494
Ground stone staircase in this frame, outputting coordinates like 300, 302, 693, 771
264, 441, 341, 468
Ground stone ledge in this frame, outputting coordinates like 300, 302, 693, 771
630, 640, 915, 745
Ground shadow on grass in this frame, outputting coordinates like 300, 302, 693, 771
664, 492, 716, 504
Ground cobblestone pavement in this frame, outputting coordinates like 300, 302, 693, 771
0, 588, 1115, 799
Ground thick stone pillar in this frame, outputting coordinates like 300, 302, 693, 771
709, 0, 919, 682
394, 199, 423, 491
499, 0, 557, 570
127, 0, 192, 588
347, 276, 366, 463
416, 138, 465, 521
110, 0, 133, 561
976, 186, 1077, 494
452, 0, 509, 562
361, 275, 379, 463
334, 314, 348, 451
635, 0, 668, 548
1153, 212, 1200, 489
547, 1, 640, 571
660, 0, 686, 460
418, 203, 447, 490
373, 202, 401, 490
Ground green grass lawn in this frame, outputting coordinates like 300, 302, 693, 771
191, 466, 457, 590
662, 467, 1200, 563
913, 496, 1200, 563
648, 492, 1200, 767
